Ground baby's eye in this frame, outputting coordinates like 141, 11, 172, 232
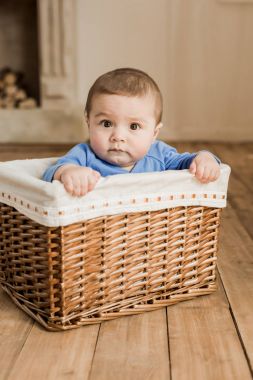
101, 120, 112, 128
130, 123, 140, 130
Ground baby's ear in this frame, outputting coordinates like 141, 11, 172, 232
153, 122, 163, 140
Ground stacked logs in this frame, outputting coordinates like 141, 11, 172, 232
0, 67, 37, 109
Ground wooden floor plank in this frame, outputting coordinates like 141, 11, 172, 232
213, 143, 253, 192
0, 143, 72, 153
167, 142, 253, 378
0, 143, 72, 161
178, 142, 253, 371
7, 322, 100, 380
89, 310, 170, 380
218, 204, 253, 372
0, 289, 33, 380
210, 143, 253, 239
167, 274, 252, 380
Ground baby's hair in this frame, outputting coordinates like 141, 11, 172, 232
85, 68, 163, 124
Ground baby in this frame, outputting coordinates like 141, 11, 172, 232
43, 68, 220, 196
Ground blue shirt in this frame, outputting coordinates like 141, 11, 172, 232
42, 140, 198, 182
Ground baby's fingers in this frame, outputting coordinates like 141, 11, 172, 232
195, 164, 205, 181
79, 179, 89, 196
203, 168, 215, 182
66, 176, 88, 197
70, 178, 82, 196
63, 176, 74, 195
87, 173, 100, 192
86, 170, 101, 192
196, 166, 220, 183
201, 166, 213, 183
92, 170, 101, 181
189, 160, 197, 175
73, 171, 100, 196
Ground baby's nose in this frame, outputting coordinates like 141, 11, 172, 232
110, 127, 126, 142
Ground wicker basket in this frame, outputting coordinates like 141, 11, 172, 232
0, 159, 230, 331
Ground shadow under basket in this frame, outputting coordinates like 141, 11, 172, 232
0, 203, 221, 331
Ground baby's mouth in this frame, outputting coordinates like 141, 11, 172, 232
108, 148, 124, 152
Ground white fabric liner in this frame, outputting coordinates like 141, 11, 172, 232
0, 158, 231, 227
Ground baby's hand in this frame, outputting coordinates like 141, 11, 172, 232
189, 152, 220, 183
54, 165, 101, 196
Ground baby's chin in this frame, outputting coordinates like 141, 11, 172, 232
105, 151, 135, 167
108, 158, 135, 168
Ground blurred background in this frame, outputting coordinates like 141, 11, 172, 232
0, 0, 253, 143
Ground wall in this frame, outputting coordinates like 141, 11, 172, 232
76, 0, 253, 141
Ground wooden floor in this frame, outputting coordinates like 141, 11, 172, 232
0, 142, 252, 380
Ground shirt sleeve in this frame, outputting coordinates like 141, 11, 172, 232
164, 147, 197, 170
42, 143, 88, 182
163, 145, 221, 170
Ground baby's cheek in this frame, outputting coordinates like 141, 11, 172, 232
139, 142, 153, 157
90, 135, 105, 153
130, 144, 147, 160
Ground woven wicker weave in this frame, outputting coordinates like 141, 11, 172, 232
0, 202, 220, 331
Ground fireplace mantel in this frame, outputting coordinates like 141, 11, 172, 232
38, 0, 76, 109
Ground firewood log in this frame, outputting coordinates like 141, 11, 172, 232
1, 97, 16, 108
18, 98, 37, 109
5, 85, 18, 97
3, 72, 17, 85
0, 67, 37, 108
15, 89, 27, 101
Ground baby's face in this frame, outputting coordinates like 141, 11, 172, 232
87, 93, 161, 169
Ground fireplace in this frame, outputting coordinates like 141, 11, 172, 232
0, 0, 84, 143
0, 0, 40, 105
